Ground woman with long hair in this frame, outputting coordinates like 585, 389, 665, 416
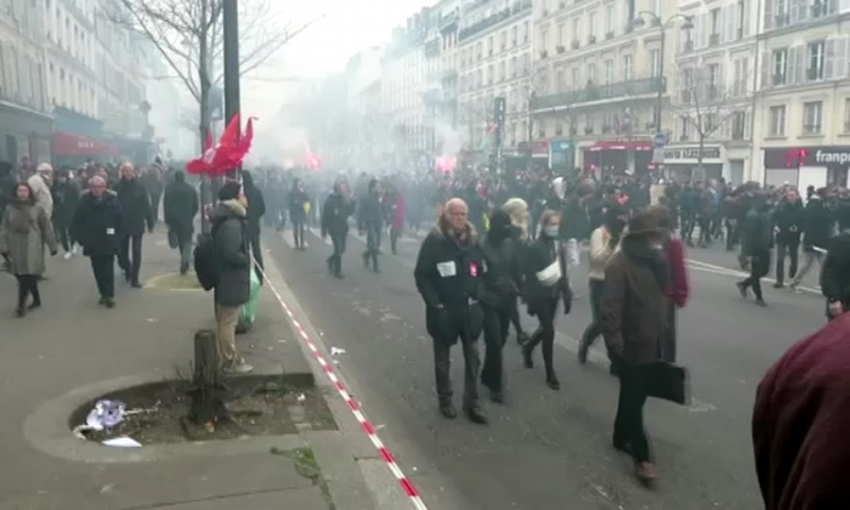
521, 209, 573, 389
0, 182, 58, 317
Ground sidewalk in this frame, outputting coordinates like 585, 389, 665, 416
0, 231, 380, 510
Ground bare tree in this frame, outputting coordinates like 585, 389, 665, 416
109, 0, 320, 146
462, 101, 493, 150
671, 63, 750, 181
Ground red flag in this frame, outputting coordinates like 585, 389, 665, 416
186, 115, 256, 177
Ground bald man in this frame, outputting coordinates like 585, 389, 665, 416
414, 198, 488, 424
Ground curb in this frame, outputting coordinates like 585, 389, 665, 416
259, 251, 426, 510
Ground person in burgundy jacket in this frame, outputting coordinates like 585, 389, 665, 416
753, 312, 850, 509
658, 201, 690, 363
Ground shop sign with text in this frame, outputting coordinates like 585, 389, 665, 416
663, 146, 722, 162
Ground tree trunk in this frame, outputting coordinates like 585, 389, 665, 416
695, 135, 705, 183
190, 329, 227, 426
199, 17, 214, 234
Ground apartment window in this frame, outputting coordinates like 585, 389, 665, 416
523, 21, 530, 42
557, 24, 565, 46
605, 59, 614, 84
732, 111, 747, 139
572, 18, 580, 42
571, 67, 580, 89
803, 101, 823, 134
737, 0, 745, 38
476, 42, 482, 61
650, 49, 661, 77
679, 116, 690, 141
589, 12, 597, 37
623, 54, 633, 80
775, 0, 789, 25
710, 8, 720, 36
772, 48, 787, 85
499, 61, 505, 81
807, 41, 825, 81
556, 69, 565, 91
653, 0, 661, 16
812, 0, 827, 17
488, 36, 494, 56
605, 5, 614, 34
586, 63, 596, 83
586, 113, 595, 130
487, 64, 494, 84
769, 105, 786, 136
512, 26, 518, 46
733, 58, 749, 95
510, 56, 517, 77
500, 31, 507, 50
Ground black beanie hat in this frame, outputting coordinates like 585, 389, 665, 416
219, 181, 242, 201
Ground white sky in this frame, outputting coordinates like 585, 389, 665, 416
241, 0, 429, 121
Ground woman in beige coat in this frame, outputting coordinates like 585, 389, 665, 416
0, 182, 58, 317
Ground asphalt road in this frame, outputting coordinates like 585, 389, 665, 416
264, 226, 827, 510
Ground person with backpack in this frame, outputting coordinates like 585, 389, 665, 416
200, 181, 253, 374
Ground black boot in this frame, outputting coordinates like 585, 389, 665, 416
326, 256, 334, 275
463, 402, 487, 424
439, 400, 457, 419
371, 252, 380, 273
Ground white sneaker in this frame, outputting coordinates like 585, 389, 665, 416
224, 360, 254, 374
71, 245, 79, 255
63, 252, 72, 260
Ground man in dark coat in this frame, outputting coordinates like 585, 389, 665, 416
163, 170, 199, 275
115, 163, 154, 287
210, 181, 253, 374
51, 168, 80, 259
414, 198, 487, 424
240, 171, 266, 279
358, 178, 384, 272
737, 195, 773, 306
71, 175, 123, 307
321, 180, 355, 278
789, 188, 833, 291
141, 163, 164, 226
289, 178, 309, 250
772, 188, 804, 288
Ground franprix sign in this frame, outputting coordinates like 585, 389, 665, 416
814, 149, 850, 165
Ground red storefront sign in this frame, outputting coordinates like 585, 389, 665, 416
53, 132, 118, 156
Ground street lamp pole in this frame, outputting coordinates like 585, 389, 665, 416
222, 0, 241, 180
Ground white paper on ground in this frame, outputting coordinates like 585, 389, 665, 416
102, 436, 143, 448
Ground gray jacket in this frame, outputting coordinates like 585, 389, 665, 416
0, 201, 57, 275
211, 200, 251, 307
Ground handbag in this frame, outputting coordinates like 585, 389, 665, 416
646, 361, 690, 406
536, 259, 562, 286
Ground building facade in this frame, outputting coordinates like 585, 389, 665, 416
457, 0, 533, 157
752, 0, 850, 188
0, 0, 53, 164
668, 0, 760, 184
531, 0, 681, 174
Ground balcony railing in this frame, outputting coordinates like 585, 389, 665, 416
458, 1, 532, 42
531, 77, 665, 110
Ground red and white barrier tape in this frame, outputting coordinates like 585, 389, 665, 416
257, 265, 428, 510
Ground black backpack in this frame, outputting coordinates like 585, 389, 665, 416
193, 232, 217, 291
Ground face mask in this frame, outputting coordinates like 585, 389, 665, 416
544, 225, 559, 237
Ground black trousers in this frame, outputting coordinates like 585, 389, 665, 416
432, 309, 481, 406
725, 219, 739, 251
581, 279, 605, 348
526, 296, 559, 378
150, 193, 162, 226
54, 220, 74, 252
327, 232, 347, 275
248, 227, 264, 282
480, 304, 511, 391
118, 234, 143, 283
15, 274, 40, 308
775, 240, 799, 285
741, 249, 770, 300
614, 363, 653, 464
90, 255, 115, 298
509, 295, 525, 337
292, 220, 306, 248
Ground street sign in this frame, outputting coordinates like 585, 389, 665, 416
652, 148, 665, 164
653, 132, 668, 148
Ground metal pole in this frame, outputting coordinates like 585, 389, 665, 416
223, 0, 241, 180
657, 24, 665, 133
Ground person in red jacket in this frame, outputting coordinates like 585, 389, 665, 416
659, 204, 689, 362
753, 313, 850, 509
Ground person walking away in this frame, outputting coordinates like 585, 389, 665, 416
210, 181, 253, 374
72, 176, 123, 307
478, 208, 523, 403
789, 188, 832, 292
142, 163, 164, 226
359, 179, 384, 272
521, 210, 573, 390
602, 206, 669, 483
27, 163, 54, 219
115, 163, 154, 288
736, 194, 773, 307
504, 197, 531, 345
0, 182, 58, 316
659, 207, 689, 363
752, 313, 850, 509
321, 180, 355, 278
289, 178, 309, 250
51, 169, 80, 259
163, 170, 199, 275
388, 185, 407, 255
579, 204, 627, 368
241, 171, 266, 279
772, 188, 804, 288
414, 198, 487, 424
820, 201, 850, 321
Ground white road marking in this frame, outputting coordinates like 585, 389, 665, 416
686, 258, 820, 294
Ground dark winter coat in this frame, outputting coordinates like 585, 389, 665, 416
358, 193, 383, 228
115, 178, 154, 236
321, 191, 354, 238
163, 179, 199, 237
821, 230, 850, 310
0, 200, 57, 275
773, 199, 804, 245
414, 220, 486, 342
71, 190, 123, 257
50, 179, 80, 227
523, 234, 571, 314
242, 175, 266, 235
742, 208, 774, 256
478, 235, 523, 309
801, 196, 833, 250
211, 200, 251, 307
289, 187, 309, 222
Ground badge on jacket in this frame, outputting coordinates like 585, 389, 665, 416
469, 262, 479, 277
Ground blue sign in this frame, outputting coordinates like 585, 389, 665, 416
653, 133, 669, 148
551, 141, 574, 152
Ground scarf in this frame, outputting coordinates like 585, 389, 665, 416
621, 235, 668, 292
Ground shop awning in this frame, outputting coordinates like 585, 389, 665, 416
53, 132, 118, 156
588, 141, 654, 152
